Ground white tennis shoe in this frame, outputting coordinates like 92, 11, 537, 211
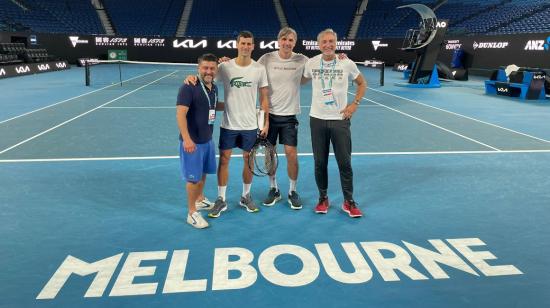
187, 211, 209, 229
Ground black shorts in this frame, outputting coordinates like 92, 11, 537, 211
266, 114, 298, 147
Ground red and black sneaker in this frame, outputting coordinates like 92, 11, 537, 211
315, 196, 329, 214
342, 200, 362, 218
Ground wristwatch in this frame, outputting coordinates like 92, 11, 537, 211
352, 99, 360, 105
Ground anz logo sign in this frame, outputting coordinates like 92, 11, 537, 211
524, 37, 550, 51
172, 39, 207, 49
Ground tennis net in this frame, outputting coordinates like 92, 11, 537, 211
84, 60, 198, 87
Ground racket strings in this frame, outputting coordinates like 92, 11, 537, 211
249, 138, 278, 177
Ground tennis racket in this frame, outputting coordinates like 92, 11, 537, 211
248, 109, 278, 177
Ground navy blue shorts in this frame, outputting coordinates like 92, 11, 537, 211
219, 128, 257, 152
179, 139, 216, 183
266, 114, 298, 147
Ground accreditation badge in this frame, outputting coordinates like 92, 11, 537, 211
321, 89, 335, 106
208, 109, 216, 125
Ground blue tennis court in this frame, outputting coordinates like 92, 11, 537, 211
1, 64, 550, 307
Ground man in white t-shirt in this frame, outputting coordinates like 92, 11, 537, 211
303, 28, 367, 218
257, 27, 308, 210
207, 31, 270, 218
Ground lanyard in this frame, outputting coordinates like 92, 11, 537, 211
320, 59, 336, 90
198, 76, 216, 109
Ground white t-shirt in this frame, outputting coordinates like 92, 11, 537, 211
303, 55, 360, 120
258, 51, 308, 116
217, 59, 269, 130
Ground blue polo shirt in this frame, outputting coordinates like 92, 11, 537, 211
177, 80, 218, 144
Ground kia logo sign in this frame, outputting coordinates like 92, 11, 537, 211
56, 62, 67, 69
497, 87, 509, 93
173, 39, 207, 48
217, 40, 237, 49
533, 75, 545, 80
260, 41, 278, 49
0, 68, 6, 76
15, 65, 30, 74
37, 64, 50, 71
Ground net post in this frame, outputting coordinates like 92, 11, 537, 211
118, 61, 122, 86
85, 61, 90, 86
380, 61, 385, 86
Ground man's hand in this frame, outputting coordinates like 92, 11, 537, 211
218, 56, 230, 63
183, 75, 198, 86
340, 103, 358, 120
259, 122, 269, 138
183, 139, 196, 153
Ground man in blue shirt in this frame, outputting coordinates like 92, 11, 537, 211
177, 53, 223, 229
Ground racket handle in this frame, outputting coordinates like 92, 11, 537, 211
258, 109, 265, 130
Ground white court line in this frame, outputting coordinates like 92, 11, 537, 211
99, 105, 383, 110
0, 70, 160, 125
368, 87, 550, 144
349, 92, 501, 151
0, 71, 178, 155
101, 106, 175, 109
2, 149, 550, 163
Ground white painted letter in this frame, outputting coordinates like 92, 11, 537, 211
110, 251, 167, 296
258, 244, 320, 287
36, 253, 123, 299
212, 247, 257, 290
163, 250, 207, 293
403, 240, 479, 279
447, 238, 522, 276
315, 243, 373, 283
361, 242, 428, 281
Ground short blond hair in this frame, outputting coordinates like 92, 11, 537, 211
278, 27, 297, 40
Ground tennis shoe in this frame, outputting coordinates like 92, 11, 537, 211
187, 211, 209, 229
342, 200, 362, 218
240, 193, 259, 213
208, 197, 227, 218
263, 188, 282, 206
288, 191, 303, 210
315, 196, 329, 214
196, 197, 215, 210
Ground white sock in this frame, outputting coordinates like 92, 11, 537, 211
289, 179, 297, 195
269, 176, 278, 189
218, 186, 227, 201
243, 183, 251, 197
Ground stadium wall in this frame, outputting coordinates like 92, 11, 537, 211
1, 32, 549, 70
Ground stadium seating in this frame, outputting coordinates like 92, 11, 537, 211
0, 0, 103, 34
102, 0, 186, 36
454, 0, 548, 35
281, 0, 357, 39
186, 0, 280, 38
